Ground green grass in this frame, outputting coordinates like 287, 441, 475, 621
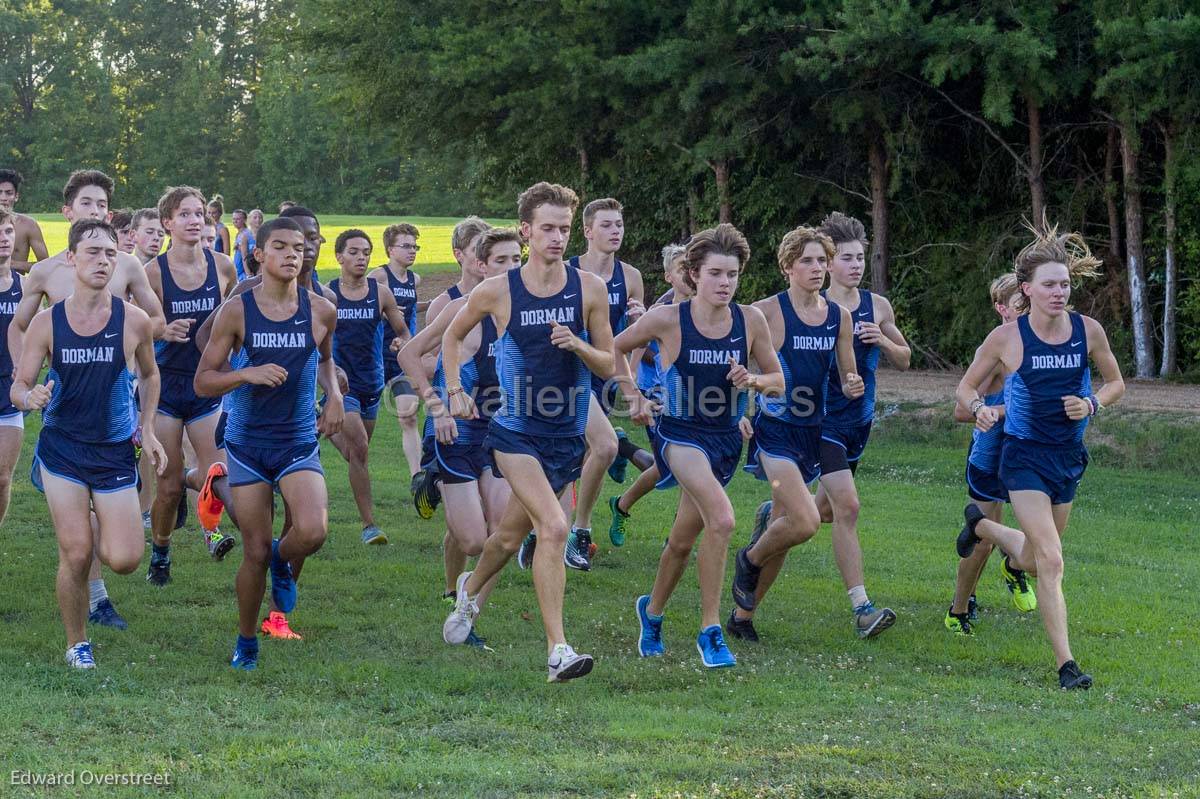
1, 407, 1197, 798
28, 214, 513, 276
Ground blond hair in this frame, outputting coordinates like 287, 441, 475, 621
989, 273, 1020, 306
776, 226, 835, 276
1012, 216, 1102, 313
451, 216, 491, 252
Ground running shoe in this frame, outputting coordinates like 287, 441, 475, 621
944, 607, 973, 636
146, 552, 171, 587
142, 509, 151, 530
412, 469, 441, 519
65, 641, 96, 670
749, 499, 772, 546
564, 528, 592, 571
607, 429, 630, 483
725, 609, 759, 642
409, 470, 426, 497
517, 533, 536, 570
547, 643, 594, 682
206, 528, 237, 561
361, 525, 389, 545
608, 495, 629, 547
731, 546, 762, 611
465, 628, 494, 652
441, 591, 456, 605
1058, 659, 1093, 690
230, 640, 259, 671
88, 599, 128, 630
269, 538, 297, 613
635, 594, 664, 657
443, 571, 479, 645
967, 593, 979, 621
696, 625, 736, 668
853, 602, 897, 639
957, 503, 985, 558
174, 493, 188, 531
197, 462, 227, 531
260, 611, 302, 640
1001, 556, 1037, 612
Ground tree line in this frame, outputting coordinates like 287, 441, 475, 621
3, 1, 1199, 376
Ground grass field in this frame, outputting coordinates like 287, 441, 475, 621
1, 400, 1197, 798
28, 214, 514, 277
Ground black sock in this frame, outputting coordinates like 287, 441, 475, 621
617, 437, 643, 461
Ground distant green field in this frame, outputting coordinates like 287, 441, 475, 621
29, 214, 514, 277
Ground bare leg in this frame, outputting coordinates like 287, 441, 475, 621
43, 472, 95, 647
816, 469, 865, 590
950, 500, 1000, 614
573, 394, 616, 531
328, 412, 376, 528
0, 426, 23, 524
394, 395, 422, 480
150, 414, 186, 547
616, 462, 659, 515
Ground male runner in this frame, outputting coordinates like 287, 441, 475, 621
131, 208, 165, 266
207, 196, 230, 254
144, 187, 239, 584
0, 211, 24, 523
111, 209, 135, 254
615, 223, 782, 668
231, 209, 249, 279
726, 227, 862, 641
201, 223, 218, 252
944, 273, 1037, 636
11, 218, 166, 668
956, 222, 1124, 689
327, 228, 410, 544
442, 182, 613, 681
564, 198, 645, 570
7, 169, 166, 630
368, 222, 423, 492
195, 216, 343, 671
0, 168, 49, 269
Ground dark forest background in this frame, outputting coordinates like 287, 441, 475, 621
3, 0, 1199, 376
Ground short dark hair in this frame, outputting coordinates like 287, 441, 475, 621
110, 208, 134, 231
0, 168, 23, 191
279, 205, 319, 227
63, 169, 114, 207
475, 227, 523, 264
254, 217, 304, 250
68, 218, 118, 251
131, 208, 160, 231
383, 223, 420, 249
682, 223, 751, 291
335, 228, 371, 254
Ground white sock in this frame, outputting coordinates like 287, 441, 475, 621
88, 579, 109, 613
848, 585, 869, 611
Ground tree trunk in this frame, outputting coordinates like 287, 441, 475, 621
1104, 125, 1122, 265
1159, 122, 1178, 378
577, 146, 590, 195
1025, 93, 1046, 222
1120, 123, 1155, 378
868, 128, 890, 294
711, 160, 732, 224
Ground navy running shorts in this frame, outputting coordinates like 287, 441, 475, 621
419, 428, 491, 484
486, 424, 585, 495
652, 419, 744, 489
966, 461, 1009, 504
157, 370, 221, 424
325, 388, 381, 422
1000, 438, 1087, 505
225, 440, 324, 487
32, 426, 138, 494
214, 411, 227, 449
744, 414, 821, 485
819, 422, 873, 470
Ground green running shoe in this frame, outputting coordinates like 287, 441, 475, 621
944, 607, 973, 636
1001, 556, 1037, 612
608, 495, 629, 547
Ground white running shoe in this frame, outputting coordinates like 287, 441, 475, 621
547, 643, 594, 683
442, 571, 479, 645
65, 641, 96, 670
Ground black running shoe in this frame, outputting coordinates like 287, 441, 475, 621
413, 469, 441, 519
564, 528, 592, 571
174, 494, 188, 530
146, 556, 171, 587
725, 609, 760, 642
967, 593, 979, 621
731, 546, 762, 611
1058, 659, 1093, 690
957, 503, 985, 558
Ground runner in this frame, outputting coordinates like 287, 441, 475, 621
0, 168, 49, 269
111, 209, 135, 255
207, 195, 230, 254
131, 208, 165, 266
0, 211, 24, 524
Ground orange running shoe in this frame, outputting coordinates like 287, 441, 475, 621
260, 611, 302, 640
198, 462, 227, 531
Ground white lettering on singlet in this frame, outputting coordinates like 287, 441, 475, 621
393, 287, 416, 301
337, 307, 377, 320
487, 341, 496, 357
519, 307, 576, 326
61, 346, 115, 364
0, 301, 18, 316
608, 291, 622, 306
792, 335, 835, 351
170, 297, 215, 316
252, 331, 307, 348
688, 349, 740, 365
1031, 353, 1082, 370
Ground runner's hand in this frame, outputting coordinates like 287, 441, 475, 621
1062, 395, 1091, 421
856, 321, 883, 345
549, 320, 580, 352
162, 318, 196, 343
726, 356, 754, 389
974, 404, 999, 433
625, 298, 646, 323
318, 394, 344, 437
242, 364, 288, 386
143, 431, 168, 476
24, 379, 54, 410
738, 416, 753, 441
448, 389, 478, 420
842, 372, 864, 399
434, 413, 458, 445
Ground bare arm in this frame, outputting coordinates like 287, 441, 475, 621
313, 296, 344, 436
124, 256, 166, 339
130, 309, 161, 426
7, 266, 47, 369
612, 305, 673, 401
956, 326, 1009, 431
742, 305, 784, 396
1085, 316, 1125, 409
379, 284, 411, 345
194, 301, 256, 397
215, 252, 239, 297
398, 298, 463, 402
561, 271, 614, 378
9, 310, 52, 410
870, 295, 911, 370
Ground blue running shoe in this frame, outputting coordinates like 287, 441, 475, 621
564, 528, 592, 571
696, 624, 736, 668
65, 641, 96, 670
749, 500, 772, 547
88, 599, 128, 631
361, 525, 388, 545
269, 539, 297, 613
608, 429, 630, 483
517, 533, 536, 570
230, 637, 259, 671
465, 627, 494, 652
636, 594, 664, 657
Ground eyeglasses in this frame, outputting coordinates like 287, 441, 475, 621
391, 243, 420, 252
